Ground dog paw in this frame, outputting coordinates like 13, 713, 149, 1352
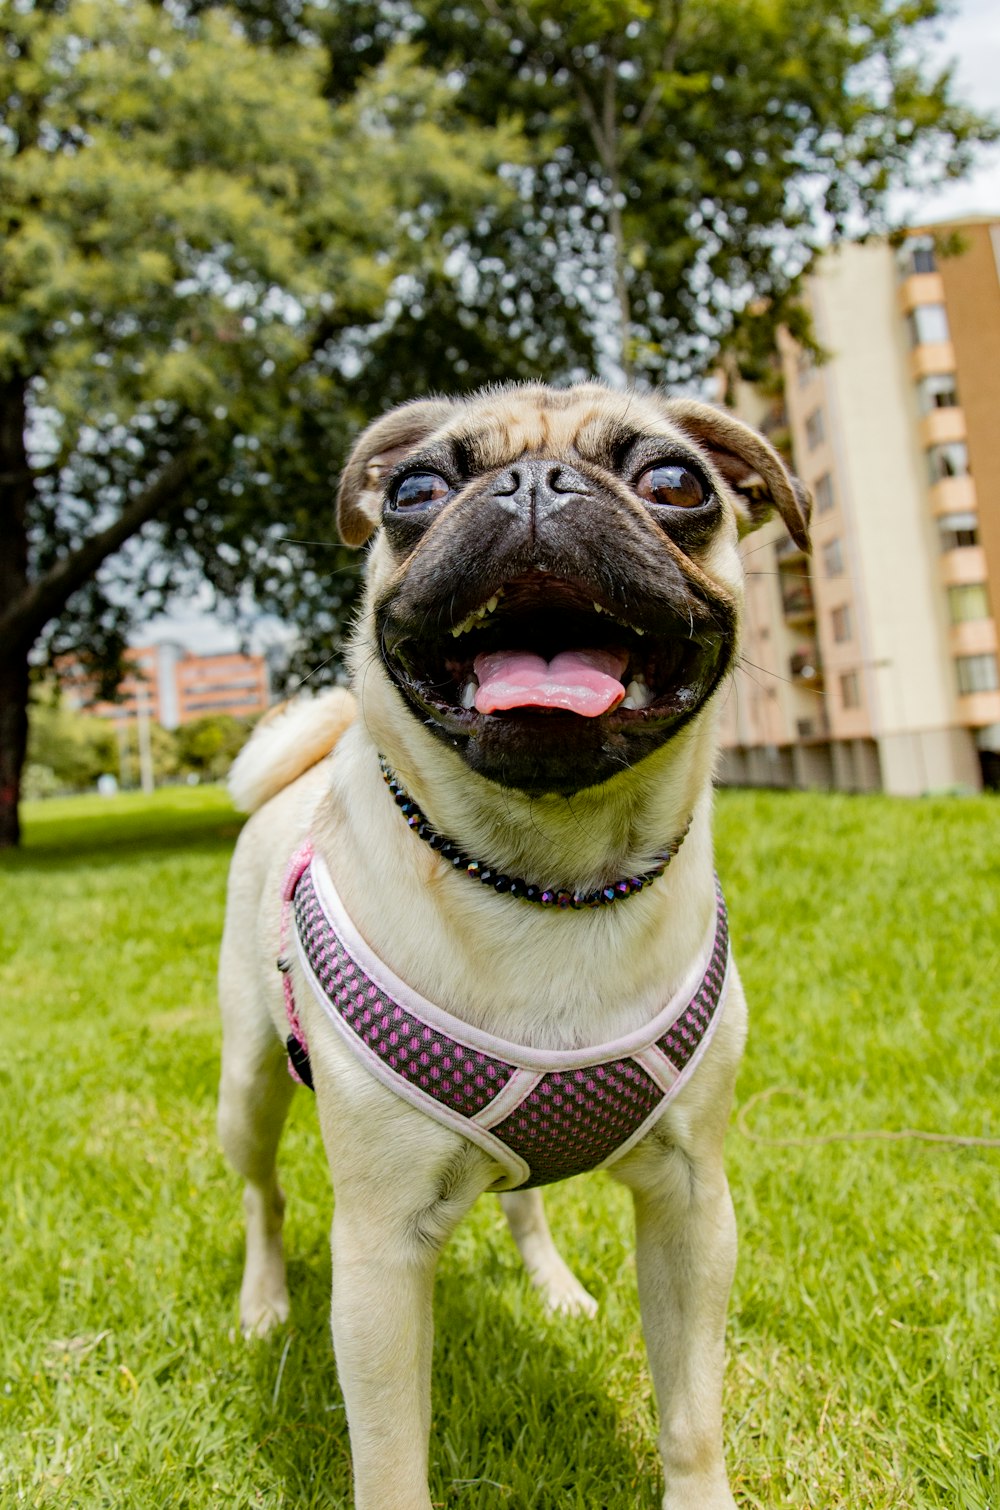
536, 1268, 599, 1318
240, 1289, 291, 1339
664, 1497, 736, 1510
662, 1473, 736, 1510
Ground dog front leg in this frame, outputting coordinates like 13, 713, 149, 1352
318, 1082, 488, 1510
627, 1150, 739, 1510
330, 1198, 442, 1510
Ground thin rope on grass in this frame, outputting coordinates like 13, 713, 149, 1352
737, 1085, 1000, 1149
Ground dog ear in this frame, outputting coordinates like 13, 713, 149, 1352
665, 399, 811, 553
336, 397, 463, 546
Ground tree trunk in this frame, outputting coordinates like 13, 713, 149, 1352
607, 182, 634, 383
0, 373, 32, 848
0, 364, 202, 844
0, 649, 29, 849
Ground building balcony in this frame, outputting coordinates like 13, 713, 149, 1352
909, 342, 956, 381
950, 619, 997, 658
918, 407, 966, 449
957, 690, 1000, 729
780, 583, 816, 624
898, 271, 946, 313
929, 475, 977, 516
940, 546, 988, 587
789, 648, 823, 688
758, 403, 788, 438
795, 710, 831, 743
775, 534, 808, 564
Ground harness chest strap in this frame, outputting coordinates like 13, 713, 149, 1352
278, 842, 730, 1191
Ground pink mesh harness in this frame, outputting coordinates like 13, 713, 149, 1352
279, 844, 730, 1191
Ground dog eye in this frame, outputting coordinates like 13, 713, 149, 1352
636, 464, 707, 510
390, 473, 451, 512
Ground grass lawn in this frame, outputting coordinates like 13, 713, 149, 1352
1, 784, 997, 1509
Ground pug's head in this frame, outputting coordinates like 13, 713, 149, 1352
337, 384, 808, 798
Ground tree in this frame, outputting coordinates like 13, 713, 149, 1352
176, 713, 255, 781
0, 0, 522, 844
2, 0, 993, 847
313, 0, 994, 379
23, 689, 117, 795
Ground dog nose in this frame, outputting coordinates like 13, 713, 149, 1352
491, 459, 590, 525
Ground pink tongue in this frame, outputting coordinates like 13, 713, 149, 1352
474, 648, 627, 717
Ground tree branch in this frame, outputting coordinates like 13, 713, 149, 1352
635, 0, 686, 136
0, 449, 202, 649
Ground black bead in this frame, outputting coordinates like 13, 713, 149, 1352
381, 753, 689, 910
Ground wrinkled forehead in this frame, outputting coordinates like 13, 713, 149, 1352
433, 386, 690, 472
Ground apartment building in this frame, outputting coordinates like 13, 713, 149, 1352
719, 216, 1000, 794
64, 641, 271, 729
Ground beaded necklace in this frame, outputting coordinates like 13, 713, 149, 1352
379, 757, 691, 910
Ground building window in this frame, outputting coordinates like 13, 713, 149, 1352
947, 583, 991, 624
840, 671, 861, 709
956, 654, 1000, 695
814, 472, 835, 514
822, 537, 844, 577
831, 604, 852, 642
796, 350, 814, 387
938, 513, 979, 552
917, 373, 959, 413
805, 408, 825, 450
898, 235, 937, 277
907, 303, 950, 347
927, 442, 970, 484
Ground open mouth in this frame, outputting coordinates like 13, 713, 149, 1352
379, 573, 732, 793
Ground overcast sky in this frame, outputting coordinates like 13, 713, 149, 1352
145, 0, 1000, 658
898, 0, 1000, 223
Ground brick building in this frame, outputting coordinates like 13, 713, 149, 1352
65, 641, 271, 729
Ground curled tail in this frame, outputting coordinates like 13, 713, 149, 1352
228, 688, 356, 813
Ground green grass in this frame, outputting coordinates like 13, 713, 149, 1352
1, 785, 997, 1509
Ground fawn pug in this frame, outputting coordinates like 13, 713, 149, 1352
218, 382, 808, 1510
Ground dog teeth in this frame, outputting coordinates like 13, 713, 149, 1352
592, 600, 648, 639
461, 680, 478, 709
623, 679, 650, 710
450, 589, 503, 637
